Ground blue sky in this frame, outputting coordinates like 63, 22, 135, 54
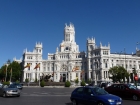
0, 0, 140, 67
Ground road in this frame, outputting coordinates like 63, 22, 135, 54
0, 87, 139, 105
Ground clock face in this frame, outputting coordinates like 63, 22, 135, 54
65, 47, 69, 51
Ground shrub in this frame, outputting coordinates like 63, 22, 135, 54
35, 78, 38, 83
40, 80, 45, 87
16, 80, 20, 84
65, 80, 71, 87
75, 78, 79, 85
81, 80, 86, 86
87, 78, 92, 84
25, 78, 29, 83
3, 81, 10, 85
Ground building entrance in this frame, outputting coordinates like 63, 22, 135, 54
60, 73, 67, 82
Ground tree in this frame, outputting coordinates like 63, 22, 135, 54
8, 61, 22, 81
109, 66, 129, 83
7, 59, 11, 65
81, 80, 86, 86
0, 65, 8, 81
0, 61, 22, 82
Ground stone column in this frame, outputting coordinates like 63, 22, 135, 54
49, 63, 51, 71
68, 72, 70, 81
78, 72, 80, 81
101, 70, 104, 80
88, 58, 91, 79
23, 72, 26, 82
57, 72, 60, 82
94, 70, 97, 85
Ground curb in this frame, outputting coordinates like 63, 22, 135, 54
23, 86, 80, 88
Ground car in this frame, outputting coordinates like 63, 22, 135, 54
128, 83, 140, 89
105, 83, 140, 101
0, 84, 20, 97
0, 83, 2, 87
70, 86, 122, 105
9, 83, 23, 90
98, 82, 113, 89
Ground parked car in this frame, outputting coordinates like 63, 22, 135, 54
105, 83, 140, 101
98, 82, 113, 89
70, 86, 122, 105
0, 83, 2, 87
0, 84, 20, 97
128, 83, 140, 89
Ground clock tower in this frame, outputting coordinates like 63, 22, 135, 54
59, 23, 79, 53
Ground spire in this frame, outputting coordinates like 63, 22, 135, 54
100, 42, 102, 47
56, 47, 58, 52
108, 42, 110, 47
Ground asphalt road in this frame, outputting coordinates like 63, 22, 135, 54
0, 87, 140, 105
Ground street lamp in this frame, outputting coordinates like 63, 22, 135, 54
132, 68, 138, 87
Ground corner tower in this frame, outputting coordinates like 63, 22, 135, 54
35, 42, 43, 54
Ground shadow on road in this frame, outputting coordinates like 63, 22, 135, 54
65, 103, 83, 105
65, 102, 72, 105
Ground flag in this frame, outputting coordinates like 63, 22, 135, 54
81, 70, 84, 74
75, 66, 79, 70
73, 66, 79, 71
72, 66, 79, 72
34, 63, 40, 69
24, 63, 30, 68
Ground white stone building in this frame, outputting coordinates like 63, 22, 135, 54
14, 23, 140, 83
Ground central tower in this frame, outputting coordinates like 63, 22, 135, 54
64, 23, 75, 42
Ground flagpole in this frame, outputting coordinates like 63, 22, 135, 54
5, 66, 7, 82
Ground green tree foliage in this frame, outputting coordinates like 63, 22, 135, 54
9, 61, 22, 81
25, 78, 29, 83
0, 65, 7, 81
0, 61, 22, 82
109, 66, 130, 83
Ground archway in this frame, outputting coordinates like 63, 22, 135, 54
60, 64, 68, 82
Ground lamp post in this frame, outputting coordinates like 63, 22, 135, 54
132, 68, 138, 87
38, 73, 40, 87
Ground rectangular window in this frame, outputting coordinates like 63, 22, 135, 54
90, 65, 92, 69
48, 67, 50, 71
105, 63, 108, 68
56, 74, 57, 79
91, 72, 93, 78
52, 67, 54, 71
126, 64, 127, 69
44, 67, 46, 71
76, 73, 78, 77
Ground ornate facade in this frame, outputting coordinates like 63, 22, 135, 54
14, 23, 140, 83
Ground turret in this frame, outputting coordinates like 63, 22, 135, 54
35, 42, 43, 54
87, 37, 95, 51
